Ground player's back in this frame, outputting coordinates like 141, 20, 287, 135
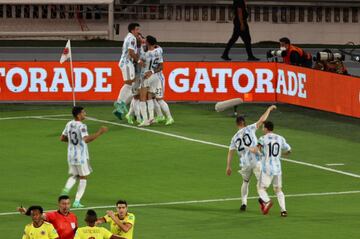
120, 33, 137, 65
258, 133, 291, 175
62, 120, 89, 165
74, 226, 112, 239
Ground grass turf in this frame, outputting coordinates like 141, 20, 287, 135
0, 103, 360, 239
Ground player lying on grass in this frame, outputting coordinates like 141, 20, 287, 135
22, 205, 59, 239
96, 200, 135, 239
226, 105, 277, 212
18, 195, 78, 239
74, 210, 122, 239
250, 121, 291, 217
60, 106, 108, 208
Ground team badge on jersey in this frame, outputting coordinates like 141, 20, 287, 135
41, 230, 46, 235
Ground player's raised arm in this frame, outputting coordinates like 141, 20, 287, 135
226, 149, 235, 176
106, 210, 133, 233
256, 105, 277, 128
83, 126, 108, 144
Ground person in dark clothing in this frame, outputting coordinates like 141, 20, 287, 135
222, 0, 259, 61
279, 37, 312, 68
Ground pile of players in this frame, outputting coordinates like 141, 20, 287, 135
226, 105, 292, 217
113, 23, 174, 127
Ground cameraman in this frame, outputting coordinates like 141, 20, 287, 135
279, 37, 312, 68
313, 49, 348, 75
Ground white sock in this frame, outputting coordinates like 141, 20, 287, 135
241, 181, 249, 205
158, 100, 172, 118
64, 176, 77, 191
75, 179, 87, 202
140, 101, 148, 121
276, 191, 286, 212
117, 84, 132, 103
128, 98, 135, 116
134, 99, 141, 120
153, 99, 163, 117
147, 100, 155, 121
258, 188, 270, 203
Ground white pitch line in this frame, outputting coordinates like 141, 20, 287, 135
87, 117, 360, 179
326, 163, 345, 166
0, 114, 70, 121
1, 190, 360, 216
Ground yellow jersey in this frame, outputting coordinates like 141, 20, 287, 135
74, 226, 113, 239
22, 221, 59, 239
103, 212, 135, 239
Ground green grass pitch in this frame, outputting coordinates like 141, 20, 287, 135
1, 103, 360, 239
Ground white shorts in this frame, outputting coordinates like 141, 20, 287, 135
68, 160, 92, 177
142, 73, 163, 97
131, 75, 141, 96
258, 172, 282, 188
120, 61, 135, 81
239, 161, 261, 182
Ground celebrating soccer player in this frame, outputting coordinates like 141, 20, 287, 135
60, 106, 108, 208
226, 105, 276, 211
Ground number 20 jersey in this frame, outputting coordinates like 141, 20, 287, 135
229, 123, 259, 167
62, 120, 89, 165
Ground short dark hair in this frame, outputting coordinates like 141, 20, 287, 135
279, 37, 291, 45
264, 121, 274, 131
116, 200, 128, 207
72, 106, 84, 118
25, 205, 43, 216
85, 209, 97, 223
236, 116, 246, 125
58, 195, 70, 202
146, 35, 157, 46
128, 23, 140, 32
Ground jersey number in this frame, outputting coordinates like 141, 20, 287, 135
70, 131, 79, 145
236, 134, 252, 152
267, 142, 280, 157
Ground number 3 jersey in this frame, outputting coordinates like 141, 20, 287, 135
62, 120, 89, 165
229, 123, 259, 167
258, 133, 291, 176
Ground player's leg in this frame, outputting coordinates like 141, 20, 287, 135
239, 166, 252, 211
138, 85, 150, 126
72, 161, 92, 208
146, 75, 160, 124
257, 171, 273, 215
273, 175, 287, 217
61, 164, 79, 195
157, 76, 174, 125
126, 80, 140, 125
133, 96, 142, 124
153, 98, 164, 121
147, 94, 155, 124
115, 63, 135, 118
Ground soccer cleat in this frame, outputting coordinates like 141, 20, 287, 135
61, 188, 70, 196
240, 204, 247, 212
113, 109, 123, 120
165, 117, 174, 126
72, 201, 84, 208
280, 211, 288, 217
155, 115, 166, 123
114, 101, 128, 115
136, 117, 142, 125
258, 198, 265, 211
261, 200, 273, 215
125, 113, 134, 125
138, 120, 150, 127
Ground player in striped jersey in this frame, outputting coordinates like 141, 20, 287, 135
255, 121, 291, 217
60, 106, 108, 208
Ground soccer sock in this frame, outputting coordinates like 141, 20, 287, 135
258, 188, 270, 203
75, 179, 87, 202
117, 84, 132, 103
147, 100, 155, 120
153, 99, 163, 117
241, 181, 249, 205
64, 176, 77, 191
134, 99, 141, 120
128, 98, 135, 116
276, 191, 286, 212
158, 100, 172, 118
140, 101, 148, 121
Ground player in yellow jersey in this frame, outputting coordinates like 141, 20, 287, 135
75, 210, 121, 239
96, 200, 135, 239
22, 206, 59, 239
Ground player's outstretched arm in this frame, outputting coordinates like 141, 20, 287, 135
226, 150, 235, 176
256, 105, 277, 128
95, 217, 106, 225
83, 126, 108, 144
60, 135, 68, 142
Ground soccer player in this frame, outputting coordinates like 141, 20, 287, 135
114, 22, 142, 119
60, 106, 108, 208
22, 205, 59, 239
255, 121, 291, 217
96, 200, 135, 239
226, 105, 277, 211
74, 210, 121, 239
18, 195, 78, 239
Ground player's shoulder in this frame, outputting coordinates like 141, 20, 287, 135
127, 212, 135, 218
43, 221, 55, 228
155, 46, 163, 53
24, 223, 33, 229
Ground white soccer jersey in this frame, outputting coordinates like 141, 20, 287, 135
140, 46, 164, 76
62, 120, 89, 166
229, 123, 259, 167
258, 133, 291, 176
119, 32, 137, 66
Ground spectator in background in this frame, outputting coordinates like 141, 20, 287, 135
279, 37, 312, 68
222, 0, 259, 61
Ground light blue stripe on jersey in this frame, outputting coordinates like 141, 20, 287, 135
80, 141, 84, 164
